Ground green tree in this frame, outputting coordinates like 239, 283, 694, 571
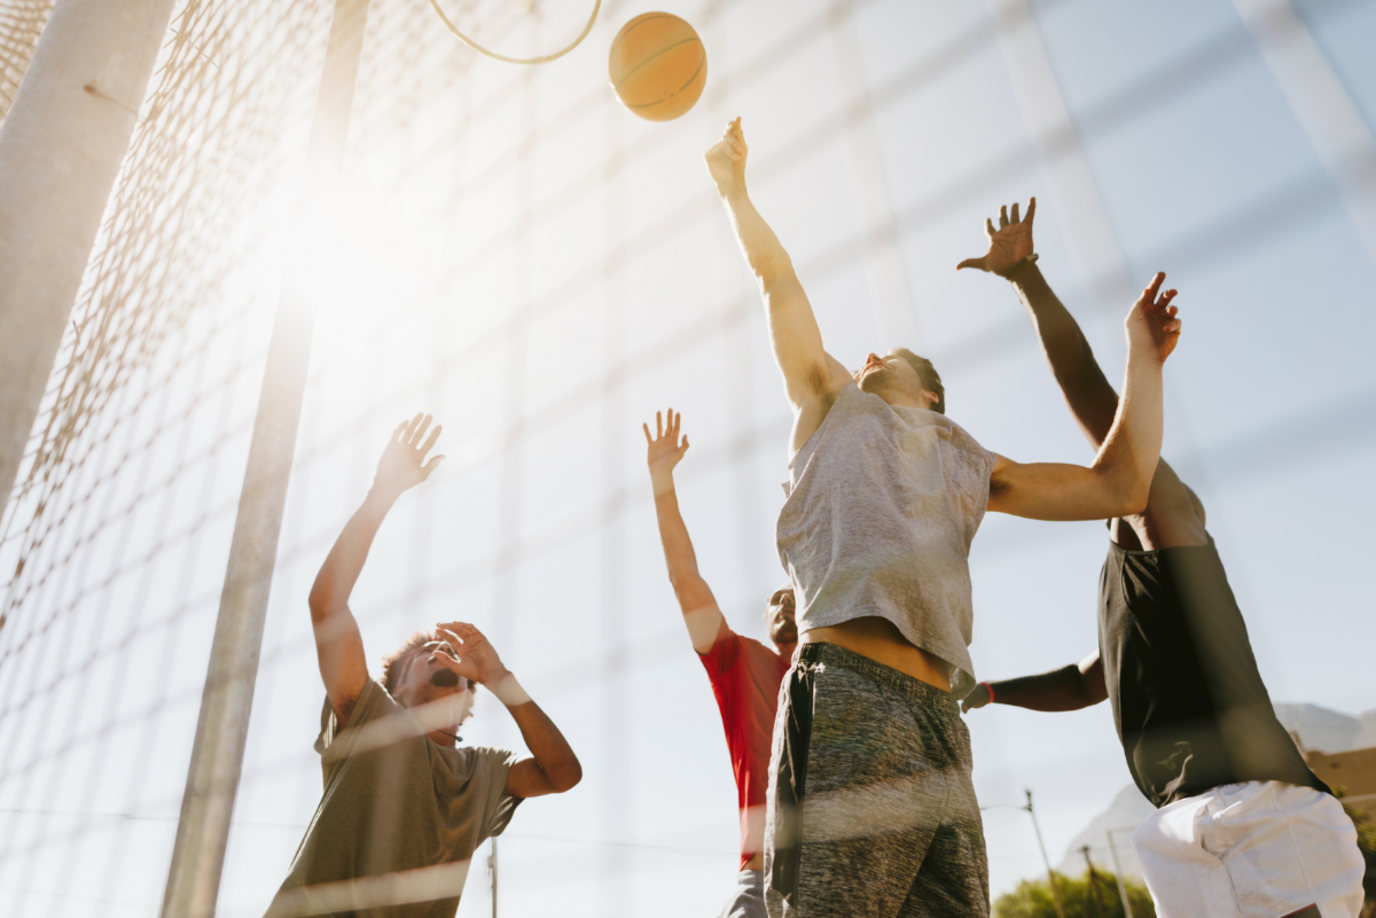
994, 870, 1156, 918
1341, 802, 1376, 918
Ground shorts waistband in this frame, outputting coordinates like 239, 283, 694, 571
798, 642, 958, 716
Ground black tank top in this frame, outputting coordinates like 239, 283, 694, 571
1098, 535, 1328, 808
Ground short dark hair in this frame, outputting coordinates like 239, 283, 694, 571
381, 630, 437, 695
380, 629, 477, 697
894, 348, 945, 414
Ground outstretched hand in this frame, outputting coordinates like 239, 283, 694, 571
373, 413, 445, 498
705, 117, 747, 196
956, 198, 1036, 276
434, 621, 509, 687
960, 683, 993, 714
644, 408, 689, 477
1125, 272, 1182, 364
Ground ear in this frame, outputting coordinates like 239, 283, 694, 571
923, 390, 939, 408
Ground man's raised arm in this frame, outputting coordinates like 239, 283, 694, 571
958, 199, 1121, 447
961, 200, 1206, 544
435, 621, 582, 799
643, 408, 725, 654
706, 118, 851, 452
309, 414, 444, 725
983, 271, 1180, 521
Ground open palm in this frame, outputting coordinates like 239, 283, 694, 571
644, 408, 689, 476
957, 198, 1036, 276
374, 413, 444, 498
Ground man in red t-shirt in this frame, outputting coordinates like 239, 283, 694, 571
644, 408, 797, 918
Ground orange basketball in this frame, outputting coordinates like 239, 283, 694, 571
608, 13, 707, 122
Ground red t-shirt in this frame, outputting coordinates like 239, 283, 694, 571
698, 618, 792, 869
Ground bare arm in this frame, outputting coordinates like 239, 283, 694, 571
435, 622, 582, 798
985, 272, 1181, 521
959, 201, 1204, 544
961, 650, 1106, 713
643, 409, 725, 653
706, 118, 851, 454
310, 414, 444, 725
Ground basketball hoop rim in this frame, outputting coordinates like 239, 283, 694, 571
426, 0, 602, 65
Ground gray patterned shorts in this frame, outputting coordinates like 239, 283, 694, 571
763, 643, 989, 918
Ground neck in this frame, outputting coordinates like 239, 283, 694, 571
427, 728, 459, 747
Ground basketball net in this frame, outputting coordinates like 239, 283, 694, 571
426, 0, 601, 65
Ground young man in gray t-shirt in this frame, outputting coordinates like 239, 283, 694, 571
266, 415, 582, 918
705, 119, 1182, 918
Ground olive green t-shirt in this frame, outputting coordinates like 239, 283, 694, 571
266, 679, 520, 918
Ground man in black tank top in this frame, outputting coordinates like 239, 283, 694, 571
957, 202, 1365, 918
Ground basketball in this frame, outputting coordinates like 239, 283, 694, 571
608, 12, 707, 122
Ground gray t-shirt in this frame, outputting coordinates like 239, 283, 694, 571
267, 679, 521, 918
778, 382, 994, 697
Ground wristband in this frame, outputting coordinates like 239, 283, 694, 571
490, 673, 532, 707
998, 252, 1039, 279
980, 681, 996, 704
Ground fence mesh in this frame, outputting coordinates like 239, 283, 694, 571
2, 0, 1374, 915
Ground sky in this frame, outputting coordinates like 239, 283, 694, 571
1, 0, 1375, 915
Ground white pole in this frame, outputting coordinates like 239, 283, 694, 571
158, 1, 370, 915
490, 837, 499, 918
1024, 789, 1067, 918
1105, 829, 1135, 918
0, 0, 178, 520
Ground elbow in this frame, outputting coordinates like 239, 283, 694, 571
308, 590, 331, 624
1115, 482, 1150, 518
1094, 463, 1151, 518
551, 756, 583, 794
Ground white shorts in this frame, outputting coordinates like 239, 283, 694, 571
1132, 780, 1365, 918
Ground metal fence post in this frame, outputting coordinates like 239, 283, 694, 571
158, 1, 370, 914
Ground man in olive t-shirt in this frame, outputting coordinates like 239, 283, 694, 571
266, 415, 582, 918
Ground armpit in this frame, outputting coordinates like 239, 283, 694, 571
804, 364, 837, 410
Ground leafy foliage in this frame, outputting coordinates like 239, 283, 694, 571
1341, 803, 1376, 918
995, 870, 1156, 918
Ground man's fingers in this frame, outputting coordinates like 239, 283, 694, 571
656, 410, 663, 439
1142, 272, 1166, 302
643, 422, 653, 445
1025, 196, 1036, 226
404, 412, 423, 442
956, 256, 985, 271
410, 414, 433, 447
985, 218, 996, 240
421, 455, 445, 476
419, 424, 442, 456
1010, 201, 1020, 223
394, 421, 408, 443
999, 204, 1009, 228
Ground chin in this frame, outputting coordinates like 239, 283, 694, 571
857, 373, 887, 396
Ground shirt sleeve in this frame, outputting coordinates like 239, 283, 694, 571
463, 746, 524, 840
697, 618, 743, 682
313, 679, 403, 762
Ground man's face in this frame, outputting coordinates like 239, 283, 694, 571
854, 353, 932, 408
765, 587, 798, 649
394, 639, 473, 725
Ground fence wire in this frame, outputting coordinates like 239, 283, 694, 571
1, 0, 1373, 915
